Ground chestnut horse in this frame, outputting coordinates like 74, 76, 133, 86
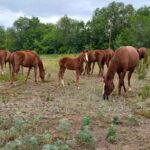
103, 46, 139, 100
10, 50, 45, 84
83, 49, 114, 75
58, 50, 88, 89
0, 50, 11, 74
137, 47, 148, 67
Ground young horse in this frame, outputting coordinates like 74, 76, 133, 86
137, 47, 148, 67
10, 50, 45, 84
0, 50, 11, 74
58, 50, 88, 89
103, 46, 139, 100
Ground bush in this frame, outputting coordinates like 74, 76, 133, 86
138, 85, 150, 99
81, 116, 92, 127
76, 126, 96, 149
106, 124, 117, 143
137, 62, 147, 80
112, 116, 122, 125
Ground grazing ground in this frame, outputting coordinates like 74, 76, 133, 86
0, 54, 150, 150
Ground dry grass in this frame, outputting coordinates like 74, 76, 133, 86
0, 54, 150, 149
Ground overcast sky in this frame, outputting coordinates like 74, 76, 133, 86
0, 0, 150, 28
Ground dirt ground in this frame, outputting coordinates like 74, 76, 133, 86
0, 55, 150, 150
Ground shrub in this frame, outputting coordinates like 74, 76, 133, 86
106, 124, 117, 143
76, 126, 96, 149
138, 85, 150, 99
112, 116, 122, 125
57, 119, 70, 135
137, 62, 147, 80
81, 116, 92, 127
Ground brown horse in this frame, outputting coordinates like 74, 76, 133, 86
83, 49, 114, 75
0, 50, 11, 74
103, 46, 139, 100
137, 47, 148, 67
10, 50, 45, 84
58, 50, 88, 89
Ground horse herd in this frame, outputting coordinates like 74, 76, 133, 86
0, 46, 148, 99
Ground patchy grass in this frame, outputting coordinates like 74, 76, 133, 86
0, 54, 150, 149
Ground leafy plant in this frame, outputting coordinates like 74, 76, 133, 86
81, 115, 92, 127
76, 126, 96, 149
112, 116, 122, 125
106, 124, 117, 143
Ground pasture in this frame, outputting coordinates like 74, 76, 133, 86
0, 54, 150, 150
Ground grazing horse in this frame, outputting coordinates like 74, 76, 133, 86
0, 50, 11, 74
103, 46, 139, 100
83, 49, 114, 75
58, 50, 88, 89
137, 47, 148, 67
10, 50, 45, 84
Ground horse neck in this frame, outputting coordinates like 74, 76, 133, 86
38, 59, 44, 73
106, 59, 118, 80
77, 54, 84, 65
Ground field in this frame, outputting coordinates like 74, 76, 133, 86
0, 54, 150, 150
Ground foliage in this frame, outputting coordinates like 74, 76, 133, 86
112, 116, 122, 125
76, 126, 96, 149
137, 62, 147, 80
138, 85, 150, 98
81, 115, 92, 127
0, 2, 150, 53
106, 124, 117, 143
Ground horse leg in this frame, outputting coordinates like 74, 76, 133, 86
97, 60, 102, 76
118, 71, 127, 94
58, 66, 66, 86
34, 66, 38, 83
76, 70, 80, 89
128, 69, 134, 91
0, 62, 4, 74
25, 67, 32, 83
91, 62, 95, 74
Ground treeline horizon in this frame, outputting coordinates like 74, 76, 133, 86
0, 1, 150, 54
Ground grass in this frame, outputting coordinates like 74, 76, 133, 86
0, 54, 150, 149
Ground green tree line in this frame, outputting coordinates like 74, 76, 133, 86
0, 2, 150, 54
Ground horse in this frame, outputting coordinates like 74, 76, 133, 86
10, 50, 45, 84
58, 50, 88, 89
0, 50, 11, 74
137, 47, 148, 67
103, 46, 139, 100
83, 49, 114, 76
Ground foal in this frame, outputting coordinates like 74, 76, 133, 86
10, 50, 45, 84
58, 50, 88, 89
103, 46, 139, 99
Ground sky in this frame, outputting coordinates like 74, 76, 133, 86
0, 0, 150, 28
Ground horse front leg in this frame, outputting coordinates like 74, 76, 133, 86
0, 62, 4, 74
76, 70, 80, 89
91, 62, 95, 74
25, 67, 32, 83
58, 66, 65, 87
34, 66, 38, 83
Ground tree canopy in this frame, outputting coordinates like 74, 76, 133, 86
0, 2, 150, 53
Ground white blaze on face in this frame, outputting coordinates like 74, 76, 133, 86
102, 83, 105, 95
85, 53, 88, 62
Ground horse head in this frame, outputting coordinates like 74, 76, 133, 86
81, 50, 89, 62
40, 68, 46, 82
102, 76, 114, 100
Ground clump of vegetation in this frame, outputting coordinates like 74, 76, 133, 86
41, 130, 53, 144
138, 85, 150, 99
137, 62, 147, 80
76, 126, 96, 150
81, 115, 92, 127
128, 115, 139, 126
112, 116, 122, 125
106, 124, 117, 143
57, 118, 71, 135
42, 140, 70, 150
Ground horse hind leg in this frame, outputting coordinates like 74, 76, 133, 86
76, 70, 80, 89
128, 69, 134, 91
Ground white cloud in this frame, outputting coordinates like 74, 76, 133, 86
0, 6, 25, 27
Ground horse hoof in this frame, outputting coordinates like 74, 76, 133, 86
128, 87, 132, 91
